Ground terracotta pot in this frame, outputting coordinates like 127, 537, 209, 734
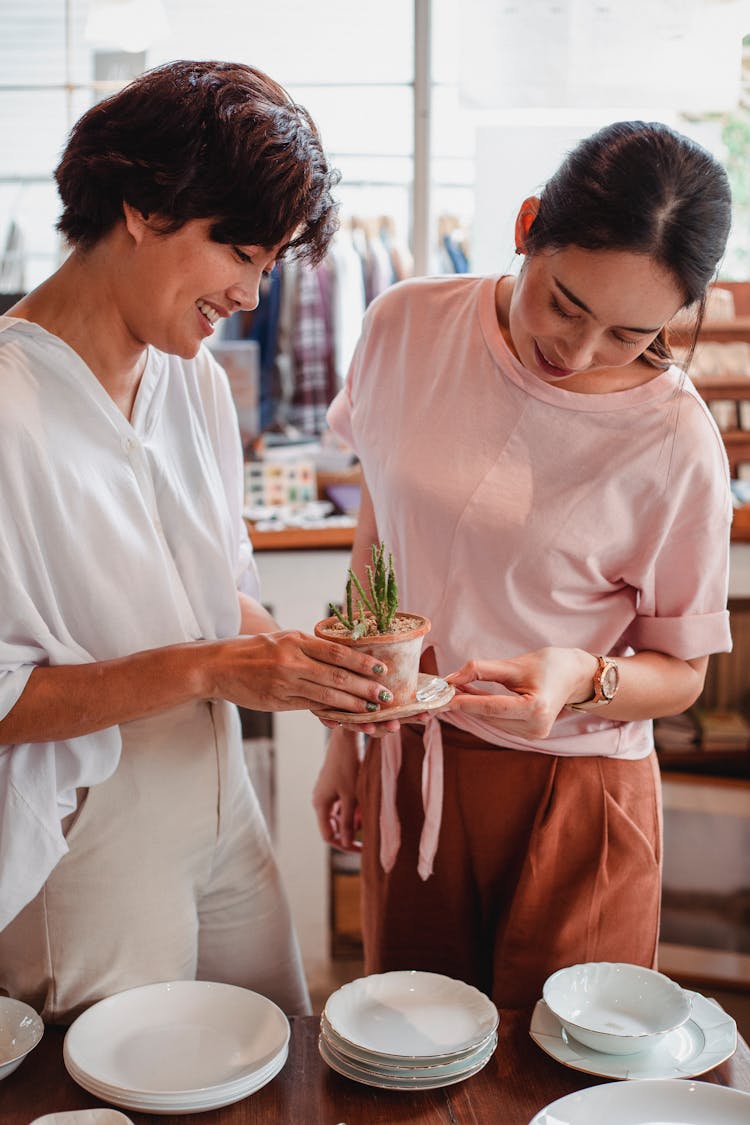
314, 612, 431, 707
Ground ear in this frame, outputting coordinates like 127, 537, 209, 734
514, 196, 540, 254
122, 200, 150, 243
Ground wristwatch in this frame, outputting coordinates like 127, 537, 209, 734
569, 655, 619, 711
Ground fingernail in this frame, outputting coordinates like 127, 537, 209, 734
366, 702, 379, 712
372, 663, 386, 674
379, 689, 393, 703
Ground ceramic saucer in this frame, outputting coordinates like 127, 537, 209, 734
529, 992, 736, 1080
317, 673, 454, 724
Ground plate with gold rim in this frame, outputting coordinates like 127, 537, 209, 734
529, 992, 736, 1081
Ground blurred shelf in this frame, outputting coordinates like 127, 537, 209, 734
693, 378, 750, 399
733, 505, 750, 541
657, 748, 750, 779
672, 318, 750, 345
246, 522, 356, 551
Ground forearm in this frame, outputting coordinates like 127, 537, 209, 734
567, 648, 708, 720
0, 641, 213, 745
448, 646, 709, 738
0, 624, 395, 745
238, 591, 278, 634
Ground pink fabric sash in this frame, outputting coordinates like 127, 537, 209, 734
378, 710, 507, 879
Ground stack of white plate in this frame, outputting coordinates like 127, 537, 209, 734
319, 970, 499, 1090
63, 981, 290, 1114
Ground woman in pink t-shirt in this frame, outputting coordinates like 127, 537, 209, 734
313, 121, 733, 1008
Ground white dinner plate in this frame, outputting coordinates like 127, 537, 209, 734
63, 981, 289, 1098
323, 970, 499, 1060
64, 1046, 288, 1115
63, 1041, 286, 1102
320, 1024, 497, 1080
318, 1033, 494, 1090
320, 1012, 497, 1070
529, 992, 736, 1081
316, 674, 455, 723
528, 1078, 750, 1124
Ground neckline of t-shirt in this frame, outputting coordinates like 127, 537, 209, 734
476, 275, 683, 412
0, 314, 165, 435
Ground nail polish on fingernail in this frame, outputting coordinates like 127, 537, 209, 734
366, 702, 379, 712
372, 663, 385, 674
379, 689, 393, 703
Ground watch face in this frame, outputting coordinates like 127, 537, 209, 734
601, 662, 619, 699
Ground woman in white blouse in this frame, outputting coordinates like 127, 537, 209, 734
0, 60, 391, 1022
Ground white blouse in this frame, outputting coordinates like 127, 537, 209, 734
0, 317, 257, 926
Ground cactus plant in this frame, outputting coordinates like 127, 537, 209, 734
328, 541, 399, 639
316, 543, 431, 708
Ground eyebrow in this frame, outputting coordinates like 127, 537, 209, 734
554, 278, 660, 335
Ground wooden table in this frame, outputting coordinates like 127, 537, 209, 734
3, 1010, 750, 1124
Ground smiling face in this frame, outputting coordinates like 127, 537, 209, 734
120, 209, 286, 359
505, 242, 686, 393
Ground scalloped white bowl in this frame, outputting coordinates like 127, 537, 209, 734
0, 996, 44, 1080
542, 962, 692, 1055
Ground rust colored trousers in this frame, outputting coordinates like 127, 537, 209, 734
359, 723, 662, 1009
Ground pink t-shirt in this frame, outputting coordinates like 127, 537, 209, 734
329, 274, 732, 762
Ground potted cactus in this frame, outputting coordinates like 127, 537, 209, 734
314, 542, 430, 707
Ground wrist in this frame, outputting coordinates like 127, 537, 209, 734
568, 651, 620, 711
185, 639, 223, 701
568, 650, 600, 707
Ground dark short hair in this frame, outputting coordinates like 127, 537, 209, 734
55, 59, 340, 263
525, 121, 732, 368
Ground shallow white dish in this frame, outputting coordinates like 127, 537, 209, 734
528, 1078, 750, 1124
0, 996, 44, 1080
320, 1012, 496, 1069
542, 962, 692, 1054
529, 992, 736, 1080
64, 1047, 285, 1106
316, 674, 455, 724
64, 1046, 287, 1115
318, 1033, 494, 1090
320, 1022, 497, 1080
323, 970, 498, 1060
63, 981, 289, 1102
321, 1029, 497, 1083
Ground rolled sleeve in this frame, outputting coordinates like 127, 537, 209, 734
627, 608, 731, 660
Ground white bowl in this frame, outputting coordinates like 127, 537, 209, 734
542, 962, 692, 1055
0, 996, 44, 1079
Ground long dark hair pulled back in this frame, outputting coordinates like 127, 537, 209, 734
524, 121, 732, 370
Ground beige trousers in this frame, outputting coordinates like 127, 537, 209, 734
0, 701, 310, 1023
360, 723, 662, 1009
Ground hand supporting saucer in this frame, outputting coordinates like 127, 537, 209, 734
316, 673, 454, 724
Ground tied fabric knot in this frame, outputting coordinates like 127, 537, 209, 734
379, 715, 444, 880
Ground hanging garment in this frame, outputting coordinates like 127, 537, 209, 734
288, 262, 338, 436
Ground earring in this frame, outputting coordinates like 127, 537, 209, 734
515, 246, 523, 256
